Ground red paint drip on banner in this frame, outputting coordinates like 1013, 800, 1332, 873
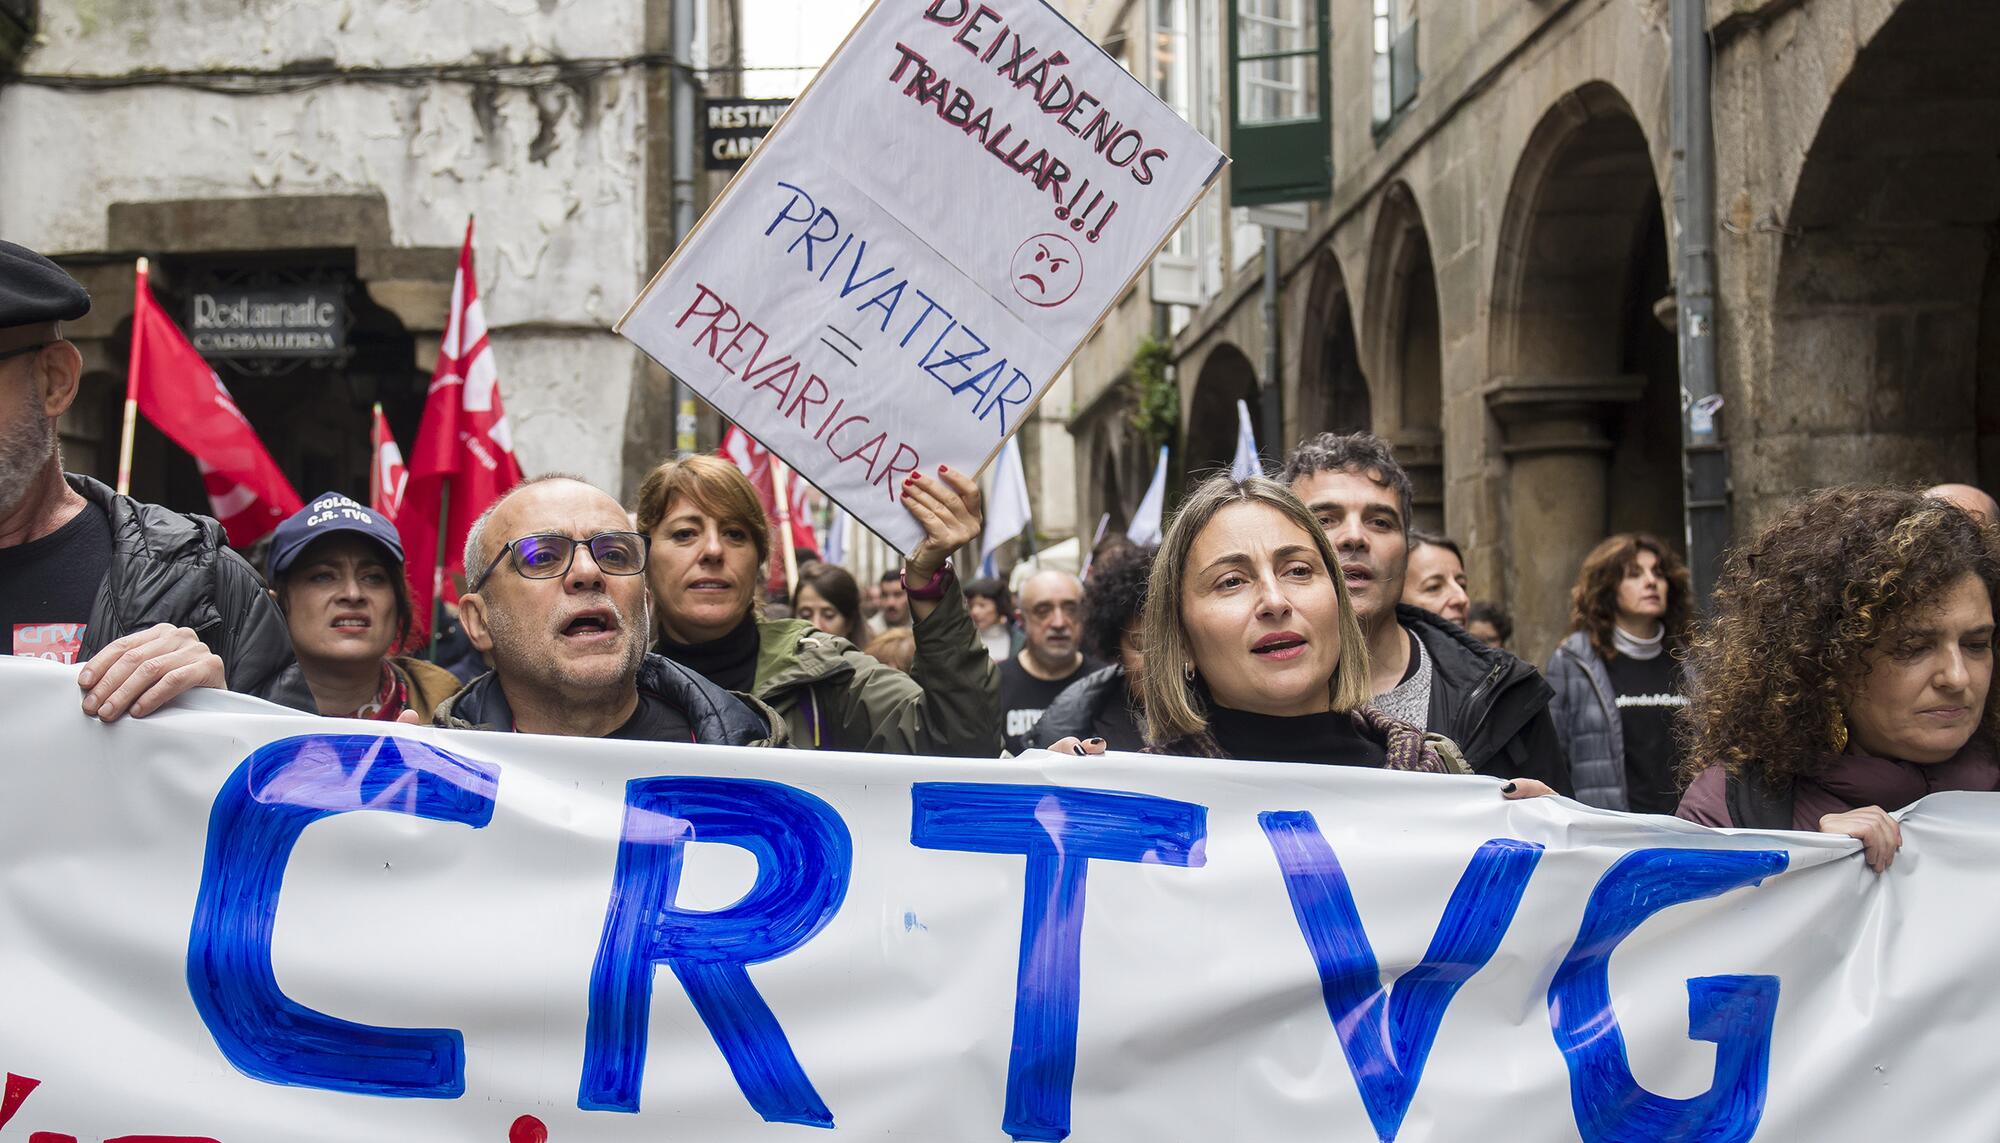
26, 1135, 75, 1143
509, 1114, 550, 1143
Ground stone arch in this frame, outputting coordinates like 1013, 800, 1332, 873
1294, 249, 1372, 444
1183, 342, 1259, 479
1765, 0, 2000, 509
1484, 82, 1680, 659
1361, 183, 1444, 529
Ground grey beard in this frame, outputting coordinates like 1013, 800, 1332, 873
0, 403, 55, 516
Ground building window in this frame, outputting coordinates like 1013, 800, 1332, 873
1227, 0, 1331, 206
1372, 0, 1418, 126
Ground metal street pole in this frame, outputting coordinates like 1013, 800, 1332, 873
1260, 226, 1283, 468
1670, 0, 1729, 603
671, 0, 701, 455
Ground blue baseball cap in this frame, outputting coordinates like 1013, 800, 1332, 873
267, 493, 405, 580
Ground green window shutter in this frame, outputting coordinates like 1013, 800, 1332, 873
1228, 0, 1332, 206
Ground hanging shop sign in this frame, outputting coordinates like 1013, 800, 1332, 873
706, 97, 793, 170
187, 285, 347, 358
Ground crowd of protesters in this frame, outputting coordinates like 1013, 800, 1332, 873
7, 238, 1999, 872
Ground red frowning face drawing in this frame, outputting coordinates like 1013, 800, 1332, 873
1011, 233, 1083, 308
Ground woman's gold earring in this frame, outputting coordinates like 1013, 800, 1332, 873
1829, 705, 1849, 753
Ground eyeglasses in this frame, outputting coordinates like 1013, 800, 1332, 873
468, 531, 648, 592
0, 342, 52, 367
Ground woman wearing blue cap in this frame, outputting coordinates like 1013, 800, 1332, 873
265, 493, 462, 721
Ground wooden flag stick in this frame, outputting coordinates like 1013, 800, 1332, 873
115, 257, 148, 496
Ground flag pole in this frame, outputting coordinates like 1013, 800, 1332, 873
430, 476, 451, 659
116, 257, 148, 496
369, 401, 383, 510
772, 458, 800, 599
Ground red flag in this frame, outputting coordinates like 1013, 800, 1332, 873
370, 403, 408, 520
398, 219, 523, 637
128, 267, 301, 547
719, 426, 819, 594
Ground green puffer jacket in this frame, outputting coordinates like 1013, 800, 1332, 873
753, 578, 1000, 756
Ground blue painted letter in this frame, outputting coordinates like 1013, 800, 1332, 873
911, 783, 1207, 1143
580, 777, 851, 1125
1261, 811, 1543, 1141
1548, 848, 1788, 1143
186, 733, 498, 1098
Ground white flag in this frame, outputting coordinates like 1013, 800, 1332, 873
1229, 399, 1263, 481
1127, 445, 1170, 546
981, 435, 1032, 567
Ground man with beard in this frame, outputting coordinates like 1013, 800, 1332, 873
0, 241, 309, 717
996, 569, 1097, 754
1281, 432, 1571, 792
433, 474, 781, 746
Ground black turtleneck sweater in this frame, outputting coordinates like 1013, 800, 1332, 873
658, 613, 762, 694
1207, 705, 1389, 768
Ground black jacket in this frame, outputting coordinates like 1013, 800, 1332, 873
1401, 604, 1572, 795
433, 652, 781, 746
1030, 664, 1146, 752
71, 474, 313, 711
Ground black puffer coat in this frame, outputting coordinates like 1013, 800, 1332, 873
71, 474, 312, 711
1400, 604, 1572, 795
1030, 664, 1146, 753
434, 652, 782, 747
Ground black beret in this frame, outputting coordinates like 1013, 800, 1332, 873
0, 240, 92, 329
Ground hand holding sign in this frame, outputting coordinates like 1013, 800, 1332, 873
902, 465, 983, 605
619, 0, 1223, 552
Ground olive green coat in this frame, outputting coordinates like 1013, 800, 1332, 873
753, 578, 1000, 756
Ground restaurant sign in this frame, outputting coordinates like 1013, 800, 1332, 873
188, 286, 346, 358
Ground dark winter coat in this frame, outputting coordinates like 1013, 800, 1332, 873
1544, 630, 1627, 808
433, 652, 782, 747
71, 473, 313, 711
1401, 604, 1572, 795
1029, 664, 1145, 752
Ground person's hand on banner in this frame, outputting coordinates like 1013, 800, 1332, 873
901, 464, 982, 623
1819, 805, 1904, 872
77, 623, 226, 721
1500, 779, 1558, 799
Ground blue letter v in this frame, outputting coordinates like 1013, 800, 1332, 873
1261, 811, 1543, 1142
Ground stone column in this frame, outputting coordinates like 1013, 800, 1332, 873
1484, 376, 1645, 662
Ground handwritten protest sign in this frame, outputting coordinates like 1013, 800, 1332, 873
7, 657, 2000, 1140
619, 0, 1226, 551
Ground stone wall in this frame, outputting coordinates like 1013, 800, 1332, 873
0, 0, 656, 497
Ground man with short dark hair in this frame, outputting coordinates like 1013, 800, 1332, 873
1282, 431, 1570, 792
0, 240, 310, 718
996, 569, 1097, 754
877, 568, 911, 628
433, 474, 780, 746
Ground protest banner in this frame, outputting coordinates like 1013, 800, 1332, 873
5, 655, 2000, 1140
618, 0, 1226, 552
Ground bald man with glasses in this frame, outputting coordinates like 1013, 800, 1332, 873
433, 473, 782, 747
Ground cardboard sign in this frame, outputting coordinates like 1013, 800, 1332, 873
620, 0, 1225, 551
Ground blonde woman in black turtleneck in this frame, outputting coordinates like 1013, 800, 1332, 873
1055, 474, 1553, 805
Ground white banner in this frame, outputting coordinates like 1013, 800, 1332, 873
618, 0, 1225, 551
3, 655, 1999, 1141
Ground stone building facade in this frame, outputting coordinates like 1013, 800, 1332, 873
1058, 0, 1997, 663
0, 0, 742, 515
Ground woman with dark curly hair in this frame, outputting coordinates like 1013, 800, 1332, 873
1545, 534, 1693, 812
1677, 488, 2000, 870
1030, 546, 1154, 751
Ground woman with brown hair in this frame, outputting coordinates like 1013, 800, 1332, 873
1055, 474, 1551, 798
1677, 488, 2000, 870
1545, 534, 1694, 812
634, 453, 999, 755
791, 564, 869, 651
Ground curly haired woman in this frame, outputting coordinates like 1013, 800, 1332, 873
1677, 488, 2000, 870
1545, 534, 1693, 812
